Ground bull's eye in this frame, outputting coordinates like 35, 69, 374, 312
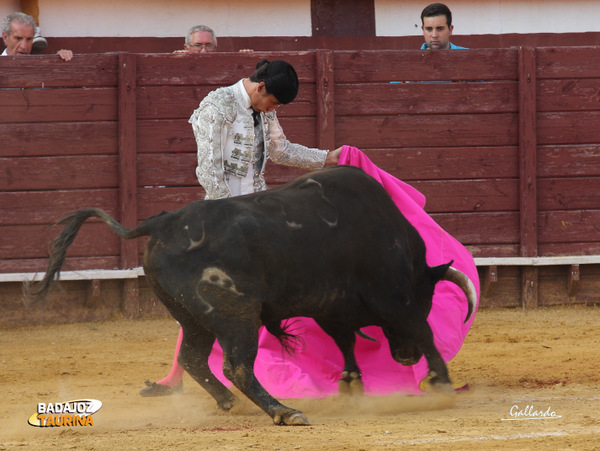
210, 275, 220, 283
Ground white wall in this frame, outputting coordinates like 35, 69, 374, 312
375, 0, 600, 36
1, 0, 313, 37
2, 0, 600, 38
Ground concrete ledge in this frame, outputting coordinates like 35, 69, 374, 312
474, 256, 600, 266
0, 267, 145, 283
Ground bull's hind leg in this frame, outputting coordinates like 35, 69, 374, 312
190, 275, 309, 425
143, 272, 237, 410
178, 325, 238, 411
315, 320, 363, 396
218, 325, 311, 425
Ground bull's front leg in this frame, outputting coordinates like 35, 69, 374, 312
315, 320, 364, 396
389, 318, 453, 392
219, 326, 311, 425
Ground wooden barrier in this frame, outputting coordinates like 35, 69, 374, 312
2, 47, 600, 324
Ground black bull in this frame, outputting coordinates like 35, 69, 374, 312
26, 165, 477, 426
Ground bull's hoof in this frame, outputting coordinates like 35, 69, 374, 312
216, 396, 237, 412
139, 380, 183, 397
349, 378, 364, 396
338, 371, 363, 396
421, 373, 454, 393
273, 410, 311, 426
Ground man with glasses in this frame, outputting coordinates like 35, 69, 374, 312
174, 25, 217, 54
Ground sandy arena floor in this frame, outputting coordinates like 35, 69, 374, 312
1, 304, 599, 450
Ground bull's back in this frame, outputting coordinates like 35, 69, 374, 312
143, 166, 425, 313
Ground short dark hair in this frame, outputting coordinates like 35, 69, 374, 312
249, 59, 299, 105
421, 3, 452, 27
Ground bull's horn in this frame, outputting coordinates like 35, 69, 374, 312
442, 267, 478, 323
355, 329, 377, 342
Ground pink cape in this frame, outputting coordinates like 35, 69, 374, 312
208, 146, 480, 397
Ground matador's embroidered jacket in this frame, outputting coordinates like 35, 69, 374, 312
189, 79, 328, 199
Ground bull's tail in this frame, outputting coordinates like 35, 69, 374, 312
24, 208, 151, 305
265, 319, 305, 355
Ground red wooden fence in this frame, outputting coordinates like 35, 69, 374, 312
2, 47, 600, 324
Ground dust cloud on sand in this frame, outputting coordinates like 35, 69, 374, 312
1, 305, 599, 449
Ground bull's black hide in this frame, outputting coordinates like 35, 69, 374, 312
26, 165, 476, 426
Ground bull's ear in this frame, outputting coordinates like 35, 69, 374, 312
429, 261, 454, 283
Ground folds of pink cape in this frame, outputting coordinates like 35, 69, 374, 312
207, 145, 480, 398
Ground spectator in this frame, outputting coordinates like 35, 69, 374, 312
1, 12, 73, 60
420, 3, 466, 50
140, 59, 342, 396
174, 25, 217, 54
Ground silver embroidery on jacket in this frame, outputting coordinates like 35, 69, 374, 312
189, 79, 328, 199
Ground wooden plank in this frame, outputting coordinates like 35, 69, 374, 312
536, 46, 600, 79
135, 52, 317, 86
262, 164, 312, 186
316, 49, 335, 150
430, 211, 520, 245
0, 156, 118, 191
0, 53, 118, 88
333, 49, 519, 83
0, 279, 124, 325
521, 266, 538, 309
0, 122, 117, 157
518, 47, 538, 258
0, 189, 119, 226
537, 111, 600, 145
276, 117, 320, 147
335, 81, 518, 115
476, 266, 521, 308
538, 79, 600, 112
481, 265, 498, 298
537, 265, 600, 306
539, 242, 600, 256
351, 147, 519, 181
137, 153, 198, 187
0, 88, 117, 123
466, 244, 521, 258
567, 264, 580, 297
138, 187, 205, 219
538, 144, 600, 177
122, 278, 140, 319
537, 210, 600, 243
39, 34, 600, 55
118, 53, 139, 269
135, 84, 316, 120
335, 113, 518, 148
538, 177, 600, 210
0, 256, 121, 274
136, 119, 195, 154
411, 179, 519, 213
1, 223, 120, 259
